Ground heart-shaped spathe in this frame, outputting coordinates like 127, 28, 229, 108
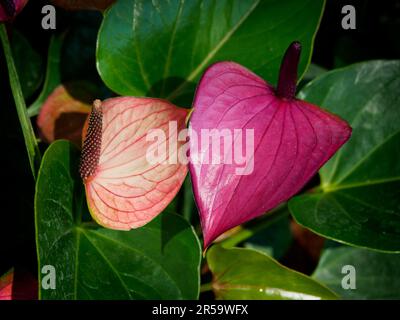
189, 51, 351, 249
80, 97, 188, 230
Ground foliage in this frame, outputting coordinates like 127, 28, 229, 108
1, 0, 399, 300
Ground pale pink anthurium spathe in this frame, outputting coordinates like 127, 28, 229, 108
189, 42, 352, 249
79, 97, 188, 230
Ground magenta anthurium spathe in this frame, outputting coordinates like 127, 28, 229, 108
189, 42, 352, 249
0, 0, 28, 22
80, 97, 188, 230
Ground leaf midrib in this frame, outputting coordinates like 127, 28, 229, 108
324, 176, 400, 192
46, 224, 187, 299
333, 130, 400, 187
83, 229, 184, 299
81, 231, 134, 299
160, 0, 184, 97
132, 1, 153, 94
323, 70, 400, 185
166, 0, 261, 100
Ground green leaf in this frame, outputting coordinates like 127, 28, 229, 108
313, 246, 400, 299
206, 245, 337, 300
298, 63, 327, 91
243, 214, 292, 260
289, 60, 400, 252
35, 140, 201, 299
0, 24, 41, 179
11, 30, 44, 100
97, 0, 325, 104
333, 36, 363, 68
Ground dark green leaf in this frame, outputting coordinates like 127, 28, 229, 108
62, 11, 104, 85
243, 214, 292, 260
97, 0, 325, 104
206, 245, 337, 300
313, 246, 400, 299
298, 63, 327, 90
182, 176, 196, 222
35, 140, 201, 299
11, 30, 44, 100
289, 60, 400, 252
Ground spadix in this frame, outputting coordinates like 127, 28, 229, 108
80, 97, 188, 230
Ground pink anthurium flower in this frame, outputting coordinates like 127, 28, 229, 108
189, 42, 352, 249
0, 0, 28, 22
80, 97, 188, 230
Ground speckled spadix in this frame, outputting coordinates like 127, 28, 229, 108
80, 97, 188, 230
189, 42, 352, 249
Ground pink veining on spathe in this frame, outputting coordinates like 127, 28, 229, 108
81, 97, 188, 230
189, 45, 351, 249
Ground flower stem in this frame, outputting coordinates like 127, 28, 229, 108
221, 204, 289, 248
0, 24, 41, 179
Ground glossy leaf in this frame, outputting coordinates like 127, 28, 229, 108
37, 83, 94, 146
289, 60, 400, 252
97, 0, 325, 103
189, 61, 351, 248
207, 245, 337, 300
243, 214, 292, 260
313, 246, 400, 299
80, 97, 188, 230
299, 63, 327, 90
35, 140, 201, 299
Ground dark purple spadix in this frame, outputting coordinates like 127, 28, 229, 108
189, 41, 352, 249
277, 41, 301, 99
